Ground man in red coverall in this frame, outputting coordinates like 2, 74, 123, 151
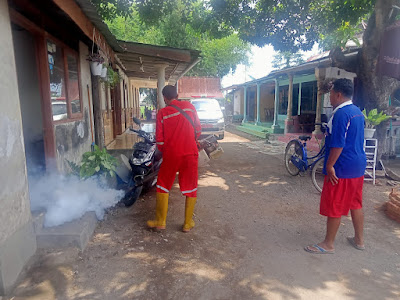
147, 85, 201, 232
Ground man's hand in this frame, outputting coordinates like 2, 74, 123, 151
325, 147, 342, 186
326, 166, 339, 185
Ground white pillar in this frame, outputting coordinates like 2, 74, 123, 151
242, 86, 248, 123
156, 64, 168, 109
285, 74, 294, 134
272, 79, 280, 131
313, 67, 326, 135
256, 83, 261, 124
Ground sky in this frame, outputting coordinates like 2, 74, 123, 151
221, 43, 321, 88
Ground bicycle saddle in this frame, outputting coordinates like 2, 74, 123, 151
299, 135, 312, 141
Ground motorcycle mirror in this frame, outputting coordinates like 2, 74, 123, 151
132, 117, 141, 125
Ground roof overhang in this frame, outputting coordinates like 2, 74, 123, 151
71, 0, 201, 83
222, 49, 359, 91
117, 41, 201, 84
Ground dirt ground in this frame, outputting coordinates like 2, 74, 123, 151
5, 127, 400, 300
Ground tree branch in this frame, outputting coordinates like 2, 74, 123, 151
329, 47, 359, 73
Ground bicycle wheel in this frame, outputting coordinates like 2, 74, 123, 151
311, 157, 325, 193
284, 140, 304, 176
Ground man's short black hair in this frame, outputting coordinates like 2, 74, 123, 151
332, 78, 354, 99
162, 85, 178, 100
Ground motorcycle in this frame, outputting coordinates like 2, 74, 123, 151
116, 117, 162, 207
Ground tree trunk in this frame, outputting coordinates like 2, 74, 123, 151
331, 0, 400, 159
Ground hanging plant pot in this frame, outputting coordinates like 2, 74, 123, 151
364, 128, 376, 139
90, 62, 103, 76
100, 66, 107, 78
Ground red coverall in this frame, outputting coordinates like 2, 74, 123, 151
156, 99, 201, 197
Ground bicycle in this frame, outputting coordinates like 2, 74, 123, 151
284, 132, 326, 193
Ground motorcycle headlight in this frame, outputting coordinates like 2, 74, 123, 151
217, 118, 224, 124
131, 145, 156, 165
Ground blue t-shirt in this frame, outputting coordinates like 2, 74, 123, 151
323, 103, 366, 178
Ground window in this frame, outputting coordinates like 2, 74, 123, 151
292, 84, 300, 116
300, 81, 318, 114
47, 40, 82, 121
279, 85, 289, 115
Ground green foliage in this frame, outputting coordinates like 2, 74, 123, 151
189, 35, 250, 77
91, 0, 132, 21
101, 66, 121, 89
209, 0, 375, 52
68, 145, 118, 179
265, 132, 271, 143
140, 88, 157, 107
66, 160, 81, 177
105, 1, 249, 77
272, 51, 305, 70
362, 109, 391, 128
318, 20, 364, 51
81, 145, 118, 179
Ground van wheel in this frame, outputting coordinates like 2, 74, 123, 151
218, 133, 224, 140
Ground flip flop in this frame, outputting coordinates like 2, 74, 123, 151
304, 244, 335, 254
347, 237, 365, 250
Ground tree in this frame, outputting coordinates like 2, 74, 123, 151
210, 0, 400, 156
189, 35, 249, 77
91, 0, 132, 20
104, 1, 250, 77
272, 51, 305, 70
140, 88, 157, 107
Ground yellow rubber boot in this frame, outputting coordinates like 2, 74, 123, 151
147, 192, 168, 230
183, 197, 197, 232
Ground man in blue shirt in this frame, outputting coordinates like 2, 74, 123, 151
305, 78, 367, 254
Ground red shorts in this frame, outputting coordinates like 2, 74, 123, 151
156, 154, 198, 197
320, 176, 364, 218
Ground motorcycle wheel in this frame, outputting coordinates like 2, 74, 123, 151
122, 185, 143, 207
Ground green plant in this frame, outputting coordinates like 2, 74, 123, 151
87, 53, 104, 64
67, 160, 81, 177
67, 145, 118, 179
265, 132, 271, 143
362, 109, 391, 128
100, 66, 121, 89
107, 67, 121, 88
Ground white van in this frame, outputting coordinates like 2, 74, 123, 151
191, 98, 225, 140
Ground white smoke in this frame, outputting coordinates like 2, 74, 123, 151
29, 173, 124, 227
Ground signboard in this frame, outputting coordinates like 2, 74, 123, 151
378, 20, 400, 80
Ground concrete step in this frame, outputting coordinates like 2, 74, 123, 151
35, 212, 98, 250
236, 126, 268, 138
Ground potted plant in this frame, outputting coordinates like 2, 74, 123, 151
87, 53, 105, 76
100, 65, 108, 78
362, 108, 391, 138
107, 67, 121, 89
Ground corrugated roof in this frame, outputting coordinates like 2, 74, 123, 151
73, 0, 201, 82
223, 49, 359, 91
117, 40, 201, 83
74, 0, 122, 52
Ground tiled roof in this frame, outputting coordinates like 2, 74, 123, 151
178, 77, 223, 99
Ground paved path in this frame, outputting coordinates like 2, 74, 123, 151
6, 129, 400, 300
